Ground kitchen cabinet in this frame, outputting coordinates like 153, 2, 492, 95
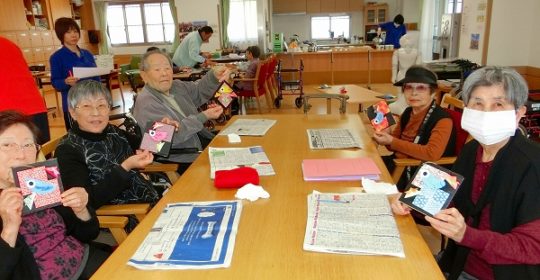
334, 0, 349, 12
306, 0, 320, 13
272, 0, 306, 14
349, 0, 364, 11
364, 3, 388, 25
277, 49, 392, 85
48, 0, 72, 28
306, 0, 362, 14
0, 0, 28, 31
23, 0, 51, 29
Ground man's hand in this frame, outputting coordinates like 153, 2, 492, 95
213, 66, 232, 82
203, 103, 224, 119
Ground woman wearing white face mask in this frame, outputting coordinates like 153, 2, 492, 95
391, 66, 540, 280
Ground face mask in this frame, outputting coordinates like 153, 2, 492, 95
461, 107, 517, 145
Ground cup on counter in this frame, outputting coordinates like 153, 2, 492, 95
376, 45, 384, 50
385, 45, 394, 50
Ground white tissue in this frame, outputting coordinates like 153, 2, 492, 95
235, 183, 270, 202
228, 133, 241, 143
361, 178, 399, 194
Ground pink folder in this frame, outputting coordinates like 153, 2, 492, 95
302, 158, 381, 181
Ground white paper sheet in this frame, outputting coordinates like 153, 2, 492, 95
72, 67, 111, 78
307, 129, 362, 149
208, 146, 275, 179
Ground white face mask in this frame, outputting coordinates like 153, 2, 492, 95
461, 107, 517, 145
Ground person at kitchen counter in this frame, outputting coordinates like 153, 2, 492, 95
377, 14, 407, 49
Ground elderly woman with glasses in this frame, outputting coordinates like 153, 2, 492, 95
391, 66, 540, 280
373, 65, 456, 190
0, 110, 109, 279
55, 80, 161, 230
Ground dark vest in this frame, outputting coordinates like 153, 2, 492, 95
399, 105, 456, 157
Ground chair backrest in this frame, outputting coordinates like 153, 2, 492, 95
440, 93, 468, 155
38, 134, 64, 160
256, 59, 269, 91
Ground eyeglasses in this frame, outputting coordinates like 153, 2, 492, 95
75, 103, 110, 114
0, 142, 40, 153
403, 84, 430, 93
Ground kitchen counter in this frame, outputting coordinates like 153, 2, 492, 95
276, 49, 393, 85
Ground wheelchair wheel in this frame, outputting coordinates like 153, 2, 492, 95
274, 98, 281, 108
295, 97, 303, 108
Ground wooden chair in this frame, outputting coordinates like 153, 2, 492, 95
391, 93, 467, 184
39, 134, 178, 244
107, 69, 126, 109
264, 55, 279, 107
233, 59, 272, 114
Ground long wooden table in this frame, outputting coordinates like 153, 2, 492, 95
92, 114, 443, 279
307, 84, 393, 113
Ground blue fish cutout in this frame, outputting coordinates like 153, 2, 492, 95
25, 179, 55, 195
420, 171, 446, 190
373, 111, 384, 124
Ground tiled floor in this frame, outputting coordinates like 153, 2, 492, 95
43, 82, 442, 253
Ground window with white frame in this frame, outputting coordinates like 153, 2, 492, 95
227, 0, 258, 48
107, 2, 174, 45
311, 16, 350, 40
446, 0, 463, 13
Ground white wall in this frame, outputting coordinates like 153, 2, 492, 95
485, 0, 535, 66
458, 0, 539, 67
529, 0, 540, 67
175, 0, 221, 53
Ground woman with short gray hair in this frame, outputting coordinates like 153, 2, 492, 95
391, 66, 540, 279
55, 80, 161, 231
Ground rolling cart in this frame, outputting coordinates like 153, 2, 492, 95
274, 59, 304, 108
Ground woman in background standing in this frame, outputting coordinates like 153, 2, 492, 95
50, 17, 100, 131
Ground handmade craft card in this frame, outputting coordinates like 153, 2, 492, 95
140, 121, 175, 157
214, 81, 237, 108
399, 162, 464, 217
366, 100, 396, 131
12, 158, 63, 215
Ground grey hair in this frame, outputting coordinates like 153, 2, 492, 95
67, 80, 112, 110
140, 49, 173, 71
461, 66, 528, 109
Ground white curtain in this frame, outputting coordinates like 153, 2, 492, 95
419, 0, 437, 62
227, 0, 258, 49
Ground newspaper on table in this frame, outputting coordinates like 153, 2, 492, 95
209, 146, 275, 179
219, 119, 277, 136
307, 129, 362, 149
128, 200, 242, 270
303, 191, 405, 257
